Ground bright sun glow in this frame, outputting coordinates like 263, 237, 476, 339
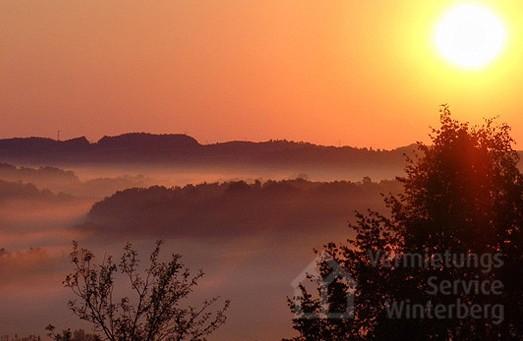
434, 3, 507, 70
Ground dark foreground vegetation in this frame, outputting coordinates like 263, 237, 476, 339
47, 241, 229, 341
287, 107, 523, 340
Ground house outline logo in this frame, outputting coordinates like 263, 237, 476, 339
291, 251, 355, 320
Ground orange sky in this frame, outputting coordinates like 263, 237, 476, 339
2, 0, 523, 148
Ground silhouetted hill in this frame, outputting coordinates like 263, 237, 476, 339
82, 178, 402, 239
0, 133, 415, 178
0, 133, 200, 163
0, 162, 80, 186
0, 162, 147, 198
0, 179, 72, 202
97, 133, 199, 149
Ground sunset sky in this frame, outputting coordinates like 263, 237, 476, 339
2, 0, 523, 148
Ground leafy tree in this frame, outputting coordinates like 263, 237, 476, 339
51, 241, 229, 341
287, 106, 523, 340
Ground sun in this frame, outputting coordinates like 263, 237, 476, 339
434, 3, 507, 70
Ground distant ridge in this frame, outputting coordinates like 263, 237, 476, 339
0, 133, 416, 176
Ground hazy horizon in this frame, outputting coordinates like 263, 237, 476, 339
0, 131, 420, 150
4, 1, 523, 149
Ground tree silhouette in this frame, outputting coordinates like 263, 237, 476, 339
287, 106, 523, 340
50, 241, 229, 341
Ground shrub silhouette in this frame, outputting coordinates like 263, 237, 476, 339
50, 241, 229, 341
287, 106, 523, 340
